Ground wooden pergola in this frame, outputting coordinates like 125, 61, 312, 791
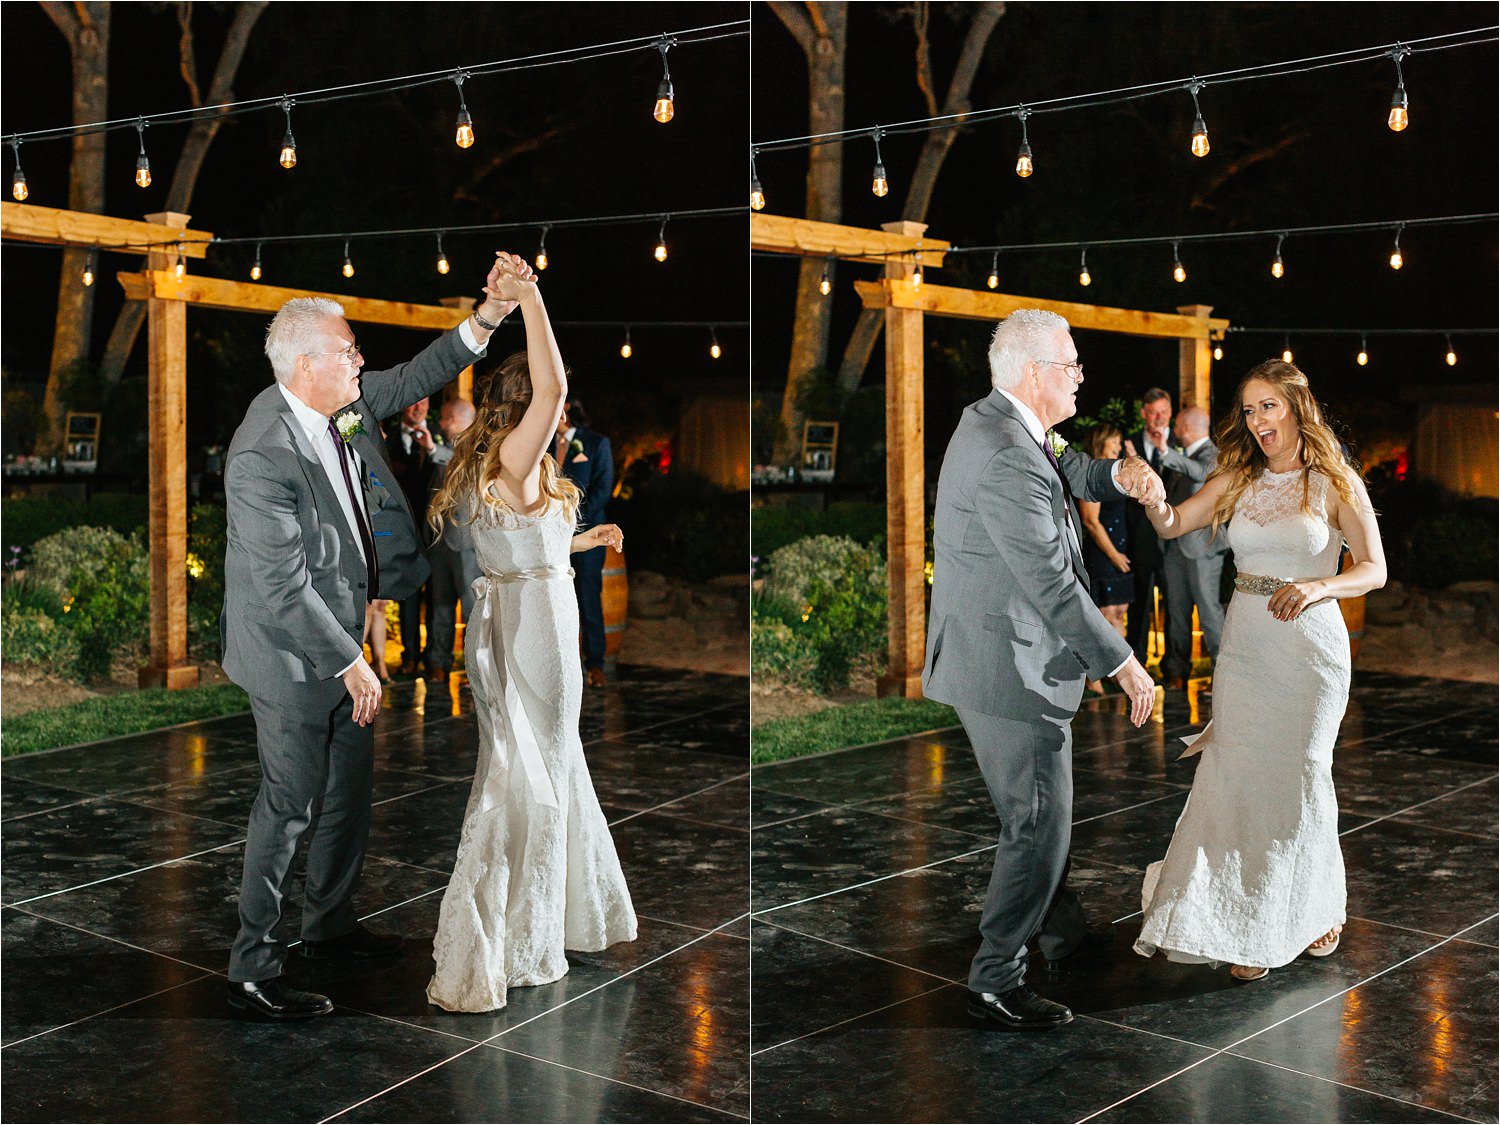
753, 212, 1230, 699
2, 202, 476, 690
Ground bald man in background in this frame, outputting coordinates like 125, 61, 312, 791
423, 398, 482, 682
1157, 405, 1229, 689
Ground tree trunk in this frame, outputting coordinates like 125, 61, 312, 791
38, 1, 111, 454
97, 1, 268, 395
833, 2, 1005, 401
770, 1, 846, 466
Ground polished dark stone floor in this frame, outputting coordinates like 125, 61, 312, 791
751, 670, 1498, 1124
3, 665, 749, 1123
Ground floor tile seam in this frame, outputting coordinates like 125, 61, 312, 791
319, 1040, 490, 1124
8, 903, 232, 975
751, 842, 999, 918
1216, 1046, 1490, 1123
750, 723, 968, 769
487, 1043, 750, 1120
1074, 1051, 1224, 1123
749, 980, 955, 1059
0, 967, 219, 1052
1337, 773, 1499, 840
7, 836, 248, 908
752, 916, 963, 988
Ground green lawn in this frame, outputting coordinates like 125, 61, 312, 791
3, 683, 251, 756
751, 696, 960, 764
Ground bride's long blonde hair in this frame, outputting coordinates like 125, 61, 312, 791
1209, 358, 1360, 532
428, 351, 580, 536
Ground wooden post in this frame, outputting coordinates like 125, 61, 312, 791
139, 212, 198, 690
1177, 304, 1214, 414
877, 221, 928, 699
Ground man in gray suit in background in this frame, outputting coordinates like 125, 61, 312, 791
923, 309, 1162, 1032
220, 255, 529, 1020
1157, 405, 1229, 690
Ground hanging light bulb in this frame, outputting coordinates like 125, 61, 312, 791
654, 217, 668, 263
1389, 225, 1404, 270
750, 149, 766, 211
1172, 242, 1187, 284
1271, 233, 1286, 279
1282, 336, 1293, 364
1387, 46, 1410, 132
251, 243, 263, 281
870, 130, 889, 198
653, 35, 676, 123
82, 247, 97, 287
278, 97, 297, 169
1014, 108, 1033, 178
452, 72, 475, 148
1078, 248, 1091, 287
1445, 334, 1457, 366
134, 119, 152, 188
9, 137, 27, 201
819, 259, 832, 297
435, 232, 449, 275
534, 225, 550, 271
1188, 82, 1210, 158
987, 252, 999, 290
1357, 334, 1369, 366
709, 327, 721, 360
1212, 344, 1223, 361
620, 327, 633, 359
341, 239, 354, 279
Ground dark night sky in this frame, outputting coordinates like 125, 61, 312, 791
2, 2, 748, 465
750, 3, 1498, 473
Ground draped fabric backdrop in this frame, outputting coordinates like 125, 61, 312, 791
677, 395, 750, 491
1414, 403, 1499, 499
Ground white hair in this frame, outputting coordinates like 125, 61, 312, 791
264, 297, 346, 384
987, 308, 1070, 391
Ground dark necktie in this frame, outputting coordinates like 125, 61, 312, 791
327, 418, 380, 599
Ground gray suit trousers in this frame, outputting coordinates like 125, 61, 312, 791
423, 542, 480, 671
228, 693, 374, 981
1161, 547, 1226, 678
958, 708, 1088, 992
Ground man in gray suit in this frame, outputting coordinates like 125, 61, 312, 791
923, 308, 1162, 1031
221, 255, 529, 1020
1157, 405, 1229, 689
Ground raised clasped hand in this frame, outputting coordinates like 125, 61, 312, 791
1268, 579, 1324, 622
481, 251, 538, 318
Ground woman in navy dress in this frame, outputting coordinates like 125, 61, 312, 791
1078, 424, 1132, 691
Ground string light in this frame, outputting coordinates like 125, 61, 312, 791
1271, 233, 1286, 278
818, 259, 831, 296
1078, 247, 1091, 287
452, 72, 475, 149
341, 239, 354, 279
1188, 81, 1210, 158
250, 243, 263, 281
82, 247, 96, 287
435, 232, 449, 275
1014, 108, 1033, 178
870, 130, 889, 198
1387, 46, 1410, 131
1357, 334, 1369, 365
134, 119, 151, 188
1282, 335, 1293, 364
620, 327, 633, 359
709, 326, 721, 359
653, 35, 675, 123
750, 150, 765, 211
1172, 241, 1186, 283
654, 217, 669, 262
9, 137, 26, 201
278, 97, 297, 169
1445, 334, 1457, 365
986, 252, 999, 289
1389, 224, 1404, 269
535, 225, 550, 271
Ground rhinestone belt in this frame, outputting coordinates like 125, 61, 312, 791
1233, 572, 1290, 596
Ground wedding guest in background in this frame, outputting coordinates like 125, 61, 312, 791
556, 395, 614, 688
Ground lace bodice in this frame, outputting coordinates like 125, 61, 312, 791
1227, 469, 1343, 579
470, 499, 576, 576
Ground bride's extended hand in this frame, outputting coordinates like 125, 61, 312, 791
1267, 579, 1327, 621
572, 524, 624, 554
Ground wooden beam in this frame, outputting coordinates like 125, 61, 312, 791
1177, 303, 1215, 414
117, 271, 472, 330
752, 212, 949, 266
2, 202, 212, 257
856, 279, 1230, 339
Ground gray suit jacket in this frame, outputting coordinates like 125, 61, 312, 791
220, 327, 478, 709
1158, 440, 1229, 560
923, 390, 1134, 722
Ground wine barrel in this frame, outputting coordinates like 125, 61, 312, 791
602, 545, 628, 663
1337, 551, 1366, 663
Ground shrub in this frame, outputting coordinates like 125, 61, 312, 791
755, 535, 888, 690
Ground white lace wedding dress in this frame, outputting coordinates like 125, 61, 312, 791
1135, 468, 1349, 968
427, 500, 637, 1012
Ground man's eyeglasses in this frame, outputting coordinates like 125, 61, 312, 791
309, 344, 362, 364
1037, 359, 1084, 382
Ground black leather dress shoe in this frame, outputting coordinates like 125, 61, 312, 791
967, 986, 1073, 1030
227, 978, 333, 1020
299, 923, 403, 961
1045, 922, 1114, 970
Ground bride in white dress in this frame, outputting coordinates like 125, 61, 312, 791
424, 254, 636, 1013
1132, 360, 1387, 982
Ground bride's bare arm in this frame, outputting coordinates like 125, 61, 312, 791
1143, 471, 1230, 539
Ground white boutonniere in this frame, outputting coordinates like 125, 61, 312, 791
569, 438, 588, 462
333, 409, 365, 444
1046, 430, 1068, 458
